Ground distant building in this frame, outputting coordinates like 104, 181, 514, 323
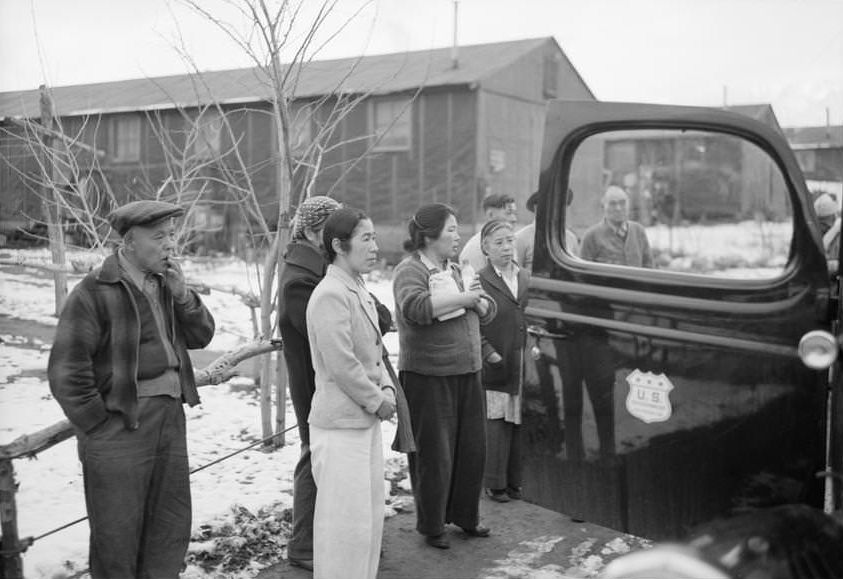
784, 125, 843, 200
0, 37, 594, 254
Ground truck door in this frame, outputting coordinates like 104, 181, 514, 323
522, 101, 840, 540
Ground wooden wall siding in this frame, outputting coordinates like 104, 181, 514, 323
299, 89, 477, 226
423, 92, 453, 207
340, 99, 370, 214
443, 90, 478, 221
0, 124, 40, 223
482, 91, 546, 218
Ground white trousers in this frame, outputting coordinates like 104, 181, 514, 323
311, 423, 384, 579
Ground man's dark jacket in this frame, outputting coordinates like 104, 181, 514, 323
48, 253, 215, 433
478, 264, 530, 394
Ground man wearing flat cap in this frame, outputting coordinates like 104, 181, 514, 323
48, 199, 215, 578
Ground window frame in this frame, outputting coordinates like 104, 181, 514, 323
371, 97, 413, 152
110, 115, 141, 163
289, 103, 313, 156
194, 109, 223, 160
548, 124, 802, 291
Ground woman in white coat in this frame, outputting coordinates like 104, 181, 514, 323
305, 207, 397, 579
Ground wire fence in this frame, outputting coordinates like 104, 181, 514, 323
28, 424, 298, 546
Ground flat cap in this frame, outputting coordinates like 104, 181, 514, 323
108, 200, 185, 236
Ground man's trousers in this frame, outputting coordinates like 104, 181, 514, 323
77, 396, 190, 579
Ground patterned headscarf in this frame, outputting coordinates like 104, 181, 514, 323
291, 196, 341, 240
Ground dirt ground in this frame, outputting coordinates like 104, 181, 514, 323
256, 495, 647, 579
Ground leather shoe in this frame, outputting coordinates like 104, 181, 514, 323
460, 524, 491, 537
425, 533, 451, 549
289, 557, 314, 571
487, 488, 510, 503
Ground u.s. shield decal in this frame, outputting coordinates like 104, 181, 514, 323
625, 369, 674, 424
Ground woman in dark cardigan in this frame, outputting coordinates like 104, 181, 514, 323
477, 219, 530, 503
277, 196, 341, 569
392, 203, 497, 550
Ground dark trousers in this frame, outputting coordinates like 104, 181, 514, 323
287, 442, 316, 560
402, 371, 486, 536
559, 333, 616, 460
77, 396, 190, 579
484, 419, 522, 490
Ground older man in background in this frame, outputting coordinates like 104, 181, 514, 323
580, 185, 653, 268
48, 200, 215, 578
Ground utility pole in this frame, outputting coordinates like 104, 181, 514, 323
451, 0, 459, 69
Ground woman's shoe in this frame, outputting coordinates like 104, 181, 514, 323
460, 524, 491, 537
506, 486, 523, 500
425, 533, 450, 549
486, 488, 510, 503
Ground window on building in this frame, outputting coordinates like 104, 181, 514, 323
372, 98, 412, 151
289, 104, 312, 155
111, 116, 141, 162
195, 110, 223, 159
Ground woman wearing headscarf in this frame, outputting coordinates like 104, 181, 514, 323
277, 195, 341, 570
477, 219, 530, 503
392, 203, 497, 550
306, 208, 396, 579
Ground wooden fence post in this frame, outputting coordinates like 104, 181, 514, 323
0, 458, 24, 579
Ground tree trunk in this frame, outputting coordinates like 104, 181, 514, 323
43, 200, 68, 316
39, 86, 68, 316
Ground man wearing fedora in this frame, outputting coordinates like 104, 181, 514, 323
48, 199, 215, 578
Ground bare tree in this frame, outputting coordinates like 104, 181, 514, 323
2, 0, 421, 446
174, 0, 422, 446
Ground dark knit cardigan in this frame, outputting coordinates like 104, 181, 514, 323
392, 253, 496, 376
478, 264, 530, 394
48, 253, 215, 433
277, 240, 326, 445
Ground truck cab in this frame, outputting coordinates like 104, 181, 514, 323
523, 100, 841, 540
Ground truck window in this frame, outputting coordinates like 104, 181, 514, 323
565, 128, 792, 280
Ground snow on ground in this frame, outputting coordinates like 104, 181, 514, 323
0, 250, 405, 578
